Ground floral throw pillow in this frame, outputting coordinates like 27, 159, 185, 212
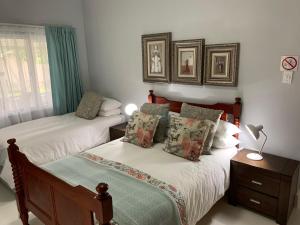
180, 103, 224, 154
164, 115, 211, 161
123, 111, 161, 148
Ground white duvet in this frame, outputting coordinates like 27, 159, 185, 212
86, 140, 237, 225
0, 113, 125, 188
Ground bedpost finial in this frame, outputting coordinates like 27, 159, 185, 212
148, 90, 155, 103
235, 97, 241, 104
7, 138, 19, 153
7, 138, 16, 145
96, 183, 110, 200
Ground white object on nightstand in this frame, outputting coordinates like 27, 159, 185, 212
246, 152, 263, 160
245, 124, 267, 161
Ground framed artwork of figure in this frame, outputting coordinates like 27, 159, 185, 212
172, 39, 204, 85
142, 33, 171, 83
204, 43, 240, 86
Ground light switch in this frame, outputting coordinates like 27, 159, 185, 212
282, 71, 293, 84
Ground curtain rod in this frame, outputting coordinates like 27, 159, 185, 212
0, 23, 43, 28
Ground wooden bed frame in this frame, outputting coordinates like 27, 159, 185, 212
7, 90, 242, 225
148, 90, 242, 128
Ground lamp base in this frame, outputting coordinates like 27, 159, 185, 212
247, 153, 263, 161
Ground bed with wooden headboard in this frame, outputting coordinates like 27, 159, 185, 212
7, 91, 242, 225
148, 90, 242, 128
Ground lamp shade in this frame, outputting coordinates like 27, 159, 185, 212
125, 103, 138, 116
246, 124, 263, 140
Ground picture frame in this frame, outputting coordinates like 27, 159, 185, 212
142, 32, 171, 83
204, 43, 240, 86
172, 39, 205, 85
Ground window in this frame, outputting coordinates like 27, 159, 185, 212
0, 24, 53, 128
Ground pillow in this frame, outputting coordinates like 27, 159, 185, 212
75, 92, 103, 120
169, 111, 180, 117
100, 97, 122, 112
123, 111, 161, 148
180, 102, 224, 122
180, 103, 223, 154
99, 108, 121, 117
165, 111, 180, 136
215, 120, 241, 137
164, 115, 211, 161
212, 135, 240, 149
140, 103, 169, 143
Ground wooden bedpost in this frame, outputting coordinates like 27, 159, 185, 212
7, 139, 29, 225
96, 183, 113, 225
148, 90, 155, 103
233, 97, 242, 128
233, 98, 242, 140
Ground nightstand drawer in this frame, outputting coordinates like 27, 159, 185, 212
236, 186, 277, 218
234, 164, 280, 197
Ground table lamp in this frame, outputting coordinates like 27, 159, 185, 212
245, 124, 268, 160
125, 103, 138, 117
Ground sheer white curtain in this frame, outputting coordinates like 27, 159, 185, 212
0, 24, 53, 128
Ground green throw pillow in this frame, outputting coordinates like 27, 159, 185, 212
75, 92, 103, 120
140, 103, 170, 143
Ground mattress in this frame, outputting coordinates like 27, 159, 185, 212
84, 140, 237, 225
0, 113, 125, 188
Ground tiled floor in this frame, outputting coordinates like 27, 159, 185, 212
0, 181, 299, 225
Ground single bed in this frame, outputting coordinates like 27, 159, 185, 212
0, 112, 125, 188
7, 90, 242, 225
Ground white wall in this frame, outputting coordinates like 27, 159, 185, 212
83, 0, 300, 161
0, 0, 90, 89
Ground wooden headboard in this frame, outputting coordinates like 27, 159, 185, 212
148, 90, 242, 128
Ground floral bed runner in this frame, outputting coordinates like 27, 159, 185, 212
42, 152, 187, 225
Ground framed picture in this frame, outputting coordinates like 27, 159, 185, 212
204, 43, 240, 86
172, 39, 204, 85
142, 32, 171, 83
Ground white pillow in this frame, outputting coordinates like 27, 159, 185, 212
99, 108, 121, 117
215, 120, 241, 137
100, 97, 122, 112
212, 135, 240, 149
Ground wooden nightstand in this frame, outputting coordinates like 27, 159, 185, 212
229, 149, 299, 225
109, 122, 127, 141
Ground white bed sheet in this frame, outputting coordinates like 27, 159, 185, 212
0, 113, 125, 188
86, 139, 237, 225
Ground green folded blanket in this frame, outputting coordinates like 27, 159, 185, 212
42, 152, 187, 225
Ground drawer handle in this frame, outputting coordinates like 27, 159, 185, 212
249, 198, 261, 205
251, 180, 263, 186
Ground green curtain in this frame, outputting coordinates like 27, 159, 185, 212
45, 26, 83, 115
